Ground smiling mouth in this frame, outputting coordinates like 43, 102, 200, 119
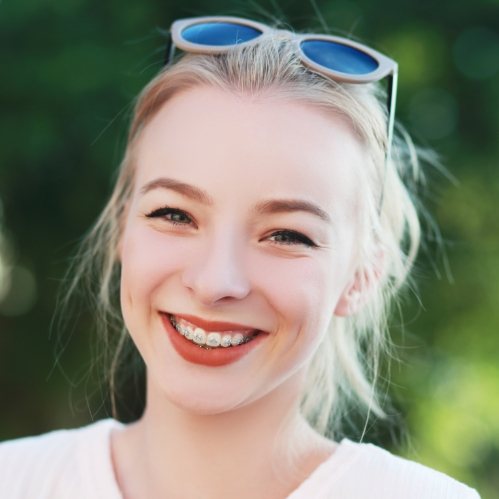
167, 313, 261, 349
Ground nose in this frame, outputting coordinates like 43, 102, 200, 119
181, 232, 251, 306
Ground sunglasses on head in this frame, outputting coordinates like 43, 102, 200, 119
165, 16, 398, 209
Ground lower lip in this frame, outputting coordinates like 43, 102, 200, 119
161, 313, 268, 367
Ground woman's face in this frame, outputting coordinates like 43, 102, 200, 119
120, 85, 365, 415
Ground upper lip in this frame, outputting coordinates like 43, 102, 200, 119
166, 312, 265, 333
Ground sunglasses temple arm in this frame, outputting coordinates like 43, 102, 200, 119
164, 35, 176, 66
386, 70, 398, 165
378, 70, 398, 214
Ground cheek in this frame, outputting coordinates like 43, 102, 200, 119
254, 254, 341, 338
119, 224, 190, 317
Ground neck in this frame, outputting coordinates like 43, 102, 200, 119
112, 370, 334, 499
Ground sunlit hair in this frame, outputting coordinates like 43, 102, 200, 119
64, 33, 428, 438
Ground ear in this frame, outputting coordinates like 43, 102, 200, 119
334, 274, 366, 317
334, 248, 385, 317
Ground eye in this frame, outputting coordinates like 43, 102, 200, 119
145, 206, 194, 226
267, 230, 317, 247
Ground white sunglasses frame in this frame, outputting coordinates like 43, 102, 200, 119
170, 16, 397, 84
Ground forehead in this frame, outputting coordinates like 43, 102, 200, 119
134, 85, 365, 216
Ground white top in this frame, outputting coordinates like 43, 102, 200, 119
0, 419, 480, 498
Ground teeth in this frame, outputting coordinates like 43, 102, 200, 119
206, 333, 221, 347
192, 328, 206, 345
221, 335, 232, 347
231, 333, 244, 346
169, 315, 257, 349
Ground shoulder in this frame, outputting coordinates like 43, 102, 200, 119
346, 440, 479, 498
295, 438, 480, 499
0, 418, 123, 499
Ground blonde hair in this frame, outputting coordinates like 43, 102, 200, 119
64, 33, 425, 437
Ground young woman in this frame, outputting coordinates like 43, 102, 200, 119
0, 16, 480, 498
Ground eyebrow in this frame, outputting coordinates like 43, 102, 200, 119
141, 177, 331, 224
141, 177, 214, 205
253, 199, 331, 224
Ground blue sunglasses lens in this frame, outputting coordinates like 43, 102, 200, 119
181, 22, 263, 46
301, 40, 378, 75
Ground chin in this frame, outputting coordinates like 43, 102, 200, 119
165, 387, 246, 416
148, 372, 249, 416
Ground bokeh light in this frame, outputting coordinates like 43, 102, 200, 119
0, 265, 37, 317
0, 199, 12, 303
0, 197, 37, 317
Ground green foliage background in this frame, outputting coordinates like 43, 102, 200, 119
1, 1, 498, 497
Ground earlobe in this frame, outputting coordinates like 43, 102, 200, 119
334, 247, 385, 317
334, 281, 363, 317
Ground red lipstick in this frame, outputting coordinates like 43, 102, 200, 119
161, 313, 268, 367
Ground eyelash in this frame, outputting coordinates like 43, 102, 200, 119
145, 206, 317, 248
146, 206, 194, 226
267, 230, 316, 247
